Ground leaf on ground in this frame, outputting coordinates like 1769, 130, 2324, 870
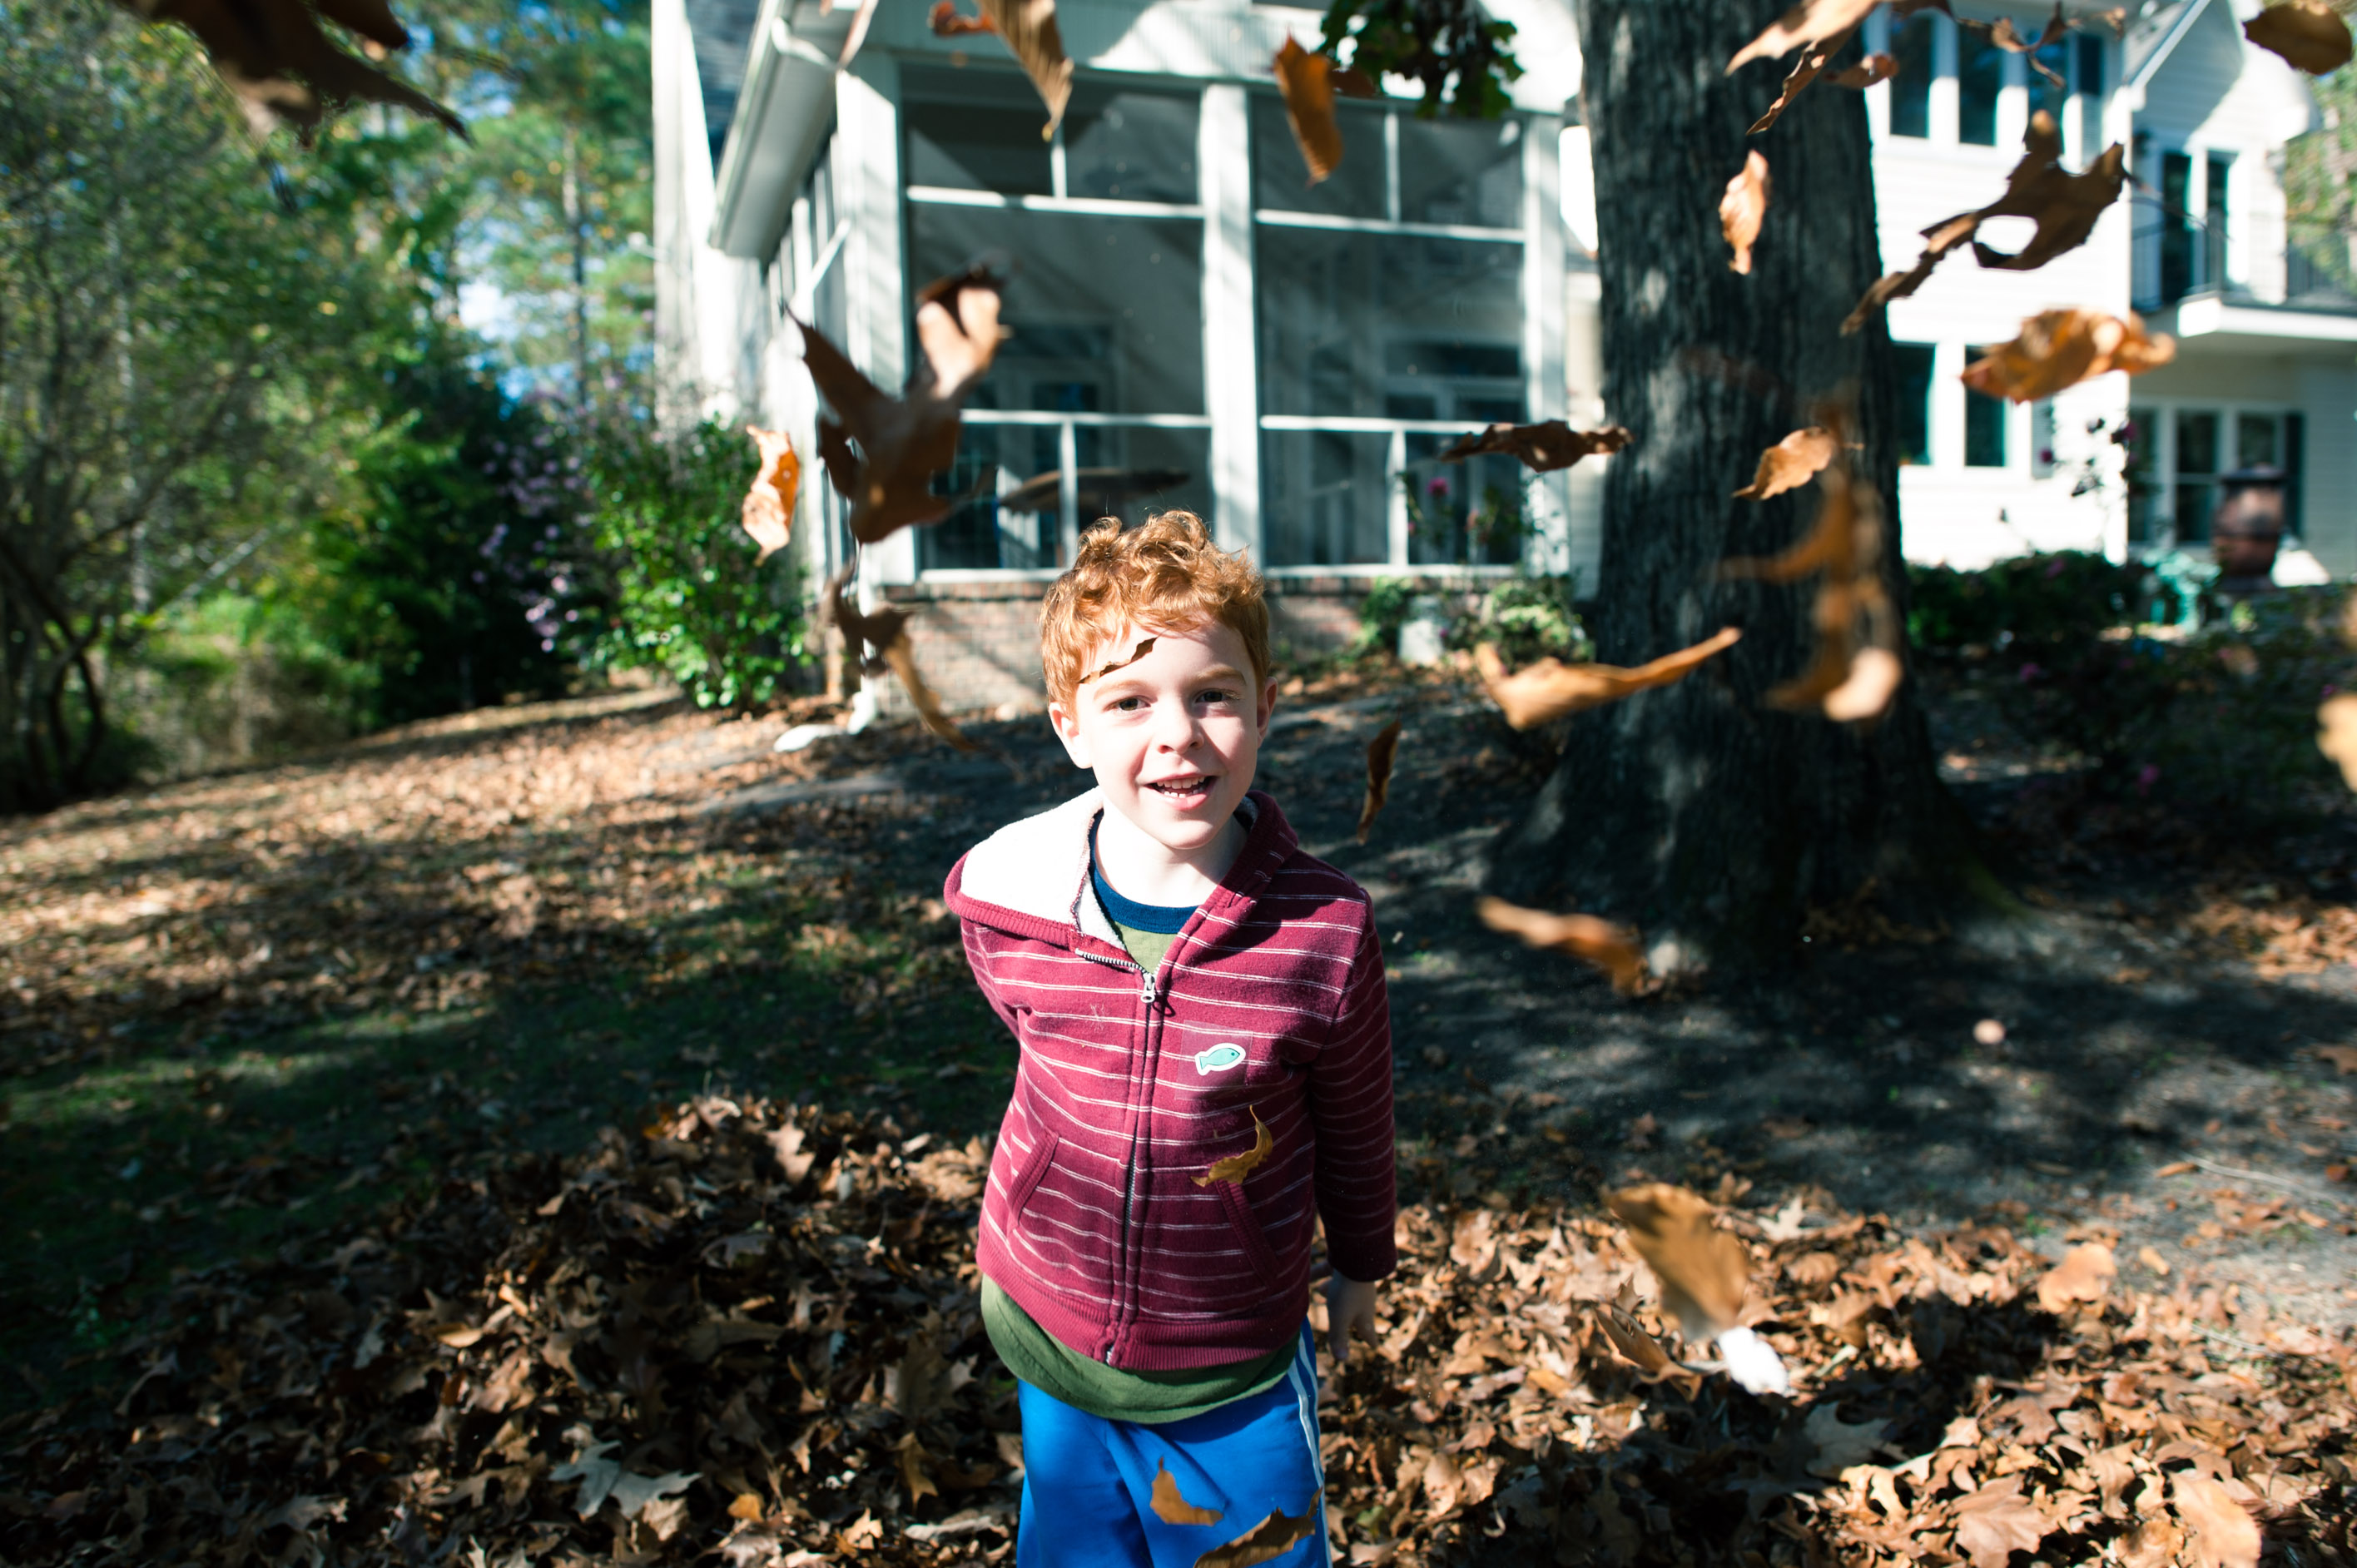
1720, 151, 1770, 275
1960, 310, 2174, 402
741, 427, 800, 564
1472, 628, 1741, 729
1356, 719, 1402, 845
2121, 1518, 2186, 1568
1826, 52, 1897, 87
2315, 1043, 2357, 1074
728, 1492, 765, 1522
2316, 696, 2357, 791
796, 260, 1007, 545
898, 1437, 939, 1504
1953, 1476, 2053, 1568
1476, 896, 1652, 996
975, 0, 1073, 133
2035, 1242, 2116, 1314
1605, 1183, 1748, 1341
1151, 1459, 1224, 1526
1803, 1405, 1890, 1478
928, 0, 997, 34
1273, 37, 1345, 185
1196, 1505, 1318, 1568
124, 0, 466, 141
1437, 421, 1630, 472
1733, 426, 1837, 501
2243, 0, 2353, 73
1844, 111, 2124, 331
2172, 1472, 2262, 1568
1193, 1110, 1272, 1187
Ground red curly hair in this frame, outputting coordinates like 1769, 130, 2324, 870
1040, 512, 1271, 709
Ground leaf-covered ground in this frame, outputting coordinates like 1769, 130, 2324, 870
2, 1091, 2351, 1566
4, 669, 2357, 1561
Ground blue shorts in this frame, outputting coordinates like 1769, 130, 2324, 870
1014, 1324, 1328, 1568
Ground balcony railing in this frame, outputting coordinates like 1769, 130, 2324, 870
2131, 197, 2357, 315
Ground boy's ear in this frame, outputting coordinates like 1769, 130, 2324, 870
1046, 697, 1093, 767
1256, 676, 1279, 737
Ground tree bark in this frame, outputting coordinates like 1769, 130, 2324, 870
1486, 0, 1980, 974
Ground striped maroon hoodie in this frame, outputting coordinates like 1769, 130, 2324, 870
944, 788, 1397, 1372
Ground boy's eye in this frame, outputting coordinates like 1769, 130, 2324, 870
1196, 688, 1237, 706
1113, 695, 1147, 712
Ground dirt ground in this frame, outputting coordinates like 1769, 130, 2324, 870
4, 663, 2353, 1411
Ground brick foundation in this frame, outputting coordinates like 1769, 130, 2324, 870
866, 572, 1507, 718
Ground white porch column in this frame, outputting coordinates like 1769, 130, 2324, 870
1198, 82, 1261, 558
1522, 112, 1570, 577
839, 57, 914, 589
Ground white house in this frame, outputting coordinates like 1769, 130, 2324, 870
653, 0, 2356, 712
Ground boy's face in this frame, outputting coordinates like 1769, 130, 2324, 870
1047, 619, 1278, 859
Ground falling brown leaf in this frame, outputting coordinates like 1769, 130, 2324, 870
117, 0, 465, 141
2034, 1242, 2116, 1314
1744, 23, 1863, 134
1959, 3, 2068, 87
2173, 1473, 2262, 1568
1594, 1304, 1675, 1375
1356, 719, 1402, 846
1331, 66, 1381, 98
1476, 896, 1652, 996
1605, 1183, 1748, 1340
1193, 1110, 1272, 1187
1439, 420, 1630, 472
740, 427, 800, 565
825, 566, 979, 752
1953, 1476, 2054, 1568
1273, 37, 1344, 185
1733, 426, 1836, 500
1827, 52, 1897, 87
2244, 0, 2353, 73
1723, 444, 1903, 725
1197, 1505, 1318, 1568
880, 637, 980, 753
1473, 629, 1741, 730
816, 416, 858, 499
1078, 638, 1156, 686
1720, 151, 1771, 275
927, 0, 997, 34
975, 0, 1073, 134
1150, 1459, 1224, 1526
1822, 646, 1903, 724
1960, 310, 2175, 403
1845, 112, 2125, 332
1725, 0, 1878, 74
796, 260, 1007, 546
2316, 696, 2357, 791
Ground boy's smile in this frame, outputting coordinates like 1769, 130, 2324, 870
1047, 619, 1278, 906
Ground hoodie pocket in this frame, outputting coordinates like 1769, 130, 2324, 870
1213, 1178, 1282, 1282
1005, 1129, 1060, 1221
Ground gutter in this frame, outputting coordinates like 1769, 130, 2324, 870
2121, 0, 2210, 107
708, 0, 841, 260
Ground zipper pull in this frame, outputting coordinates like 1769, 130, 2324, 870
1140, 968, 1157, 1009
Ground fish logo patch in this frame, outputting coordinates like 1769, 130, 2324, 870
1193, 1044, 1247, 1076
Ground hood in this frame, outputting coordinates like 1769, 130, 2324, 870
945, 789, 1294, 951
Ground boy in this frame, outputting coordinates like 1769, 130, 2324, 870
942, 511, 1397, 1567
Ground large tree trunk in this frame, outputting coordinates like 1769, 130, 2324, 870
1487, 0, 1981, 974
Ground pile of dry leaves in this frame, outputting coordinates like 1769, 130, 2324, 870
7, 1096, 2355, 1567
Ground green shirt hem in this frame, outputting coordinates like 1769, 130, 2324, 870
980, 1278, 1297, 1425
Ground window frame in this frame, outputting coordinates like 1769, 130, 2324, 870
897, 69, 1215, 576
1249, 92, 1540, 576
2119, 398, 2308, 550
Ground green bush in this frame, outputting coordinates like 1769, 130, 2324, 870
1906, 551, 2179, 656
576, 417, 807, 709
1350, 578, 1420, 659
117, 593, 375, 777
1453, 573, 1589, 666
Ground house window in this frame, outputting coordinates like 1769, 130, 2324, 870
1252, 97, 1529, 568
2124, 404, 2157, 543
2158, 150, 2195, 304
2233, 409, 2307, 533
1888, 12, 1934, 138
1963, 377, 2007, 468
1958, 27, 2004, 146
2174, 409, 2218, 540
2205, 152, 2230, 287
901, 70, 1210, 573
1892, 342, 1935, 464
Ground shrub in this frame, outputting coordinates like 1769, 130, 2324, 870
1350, 578, 1419, 659
575, 418, 807, 710
1451, 573, 1590, 666
1906, 551, 2179, 657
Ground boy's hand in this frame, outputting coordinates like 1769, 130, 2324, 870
1325, 1273, 1378, 1366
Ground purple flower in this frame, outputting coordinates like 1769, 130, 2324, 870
2018, 662, 2045, 682
2044, 559, 2066, 578
2135, 763, 2160, 796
